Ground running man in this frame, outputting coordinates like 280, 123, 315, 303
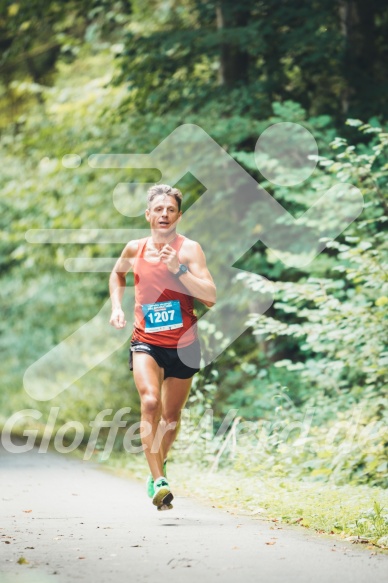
109, 184, 216, 510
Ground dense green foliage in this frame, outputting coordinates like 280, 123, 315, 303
116, 0, 388, 120
1, 0, 387, 514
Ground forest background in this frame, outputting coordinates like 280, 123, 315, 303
0, 0, 387, 545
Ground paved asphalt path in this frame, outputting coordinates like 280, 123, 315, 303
1, 442, 387, 583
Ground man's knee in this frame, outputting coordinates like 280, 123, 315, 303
162, 411, 181, 428
141, 393, 161, 419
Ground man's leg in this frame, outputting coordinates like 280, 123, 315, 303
159, 376, 193, 459
132, 351, 165, 480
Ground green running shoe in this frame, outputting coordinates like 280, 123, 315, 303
146, 459, 168, 498
146, 474, 155, 498
152, 477, 173, 508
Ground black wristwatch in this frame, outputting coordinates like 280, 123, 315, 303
173, 264, 188, 278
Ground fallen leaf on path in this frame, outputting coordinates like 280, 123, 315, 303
265, 541, 276, 545
78, 556, 86, 559
17, 557, 29, 564
22, 510, 32, 513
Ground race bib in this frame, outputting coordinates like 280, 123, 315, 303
142, 300, 183, 333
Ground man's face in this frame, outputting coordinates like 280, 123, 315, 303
145, 194, 182, 233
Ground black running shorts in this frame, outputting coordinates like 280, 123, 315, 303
129, 339, 201, 380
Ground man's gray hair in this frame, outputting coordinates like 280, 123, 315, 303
147, 184, 183, 211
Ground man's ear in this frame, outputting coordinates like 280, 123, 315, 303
145, 208, 150, 223
177, 211, 183, 222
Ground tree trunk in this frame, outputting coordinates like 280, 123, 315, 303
338, 0, 358, 114
338, 0, 378, 115
216, 1, 251, 88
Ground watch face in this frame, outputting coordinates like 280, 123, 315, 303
174, 264, 188, 277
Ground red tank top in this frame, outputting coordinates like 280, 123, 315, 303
131, 234, 198, 348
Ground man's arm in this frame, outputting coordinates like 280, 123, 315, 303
160, 240, 216, 307
109, 240, 138, 329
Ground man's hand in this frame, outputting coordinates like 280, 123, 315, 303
110, 307, 127, 329
159, 244, 179, 274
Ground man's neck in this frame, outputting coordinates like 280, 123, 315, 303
150, 229, 178, 246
